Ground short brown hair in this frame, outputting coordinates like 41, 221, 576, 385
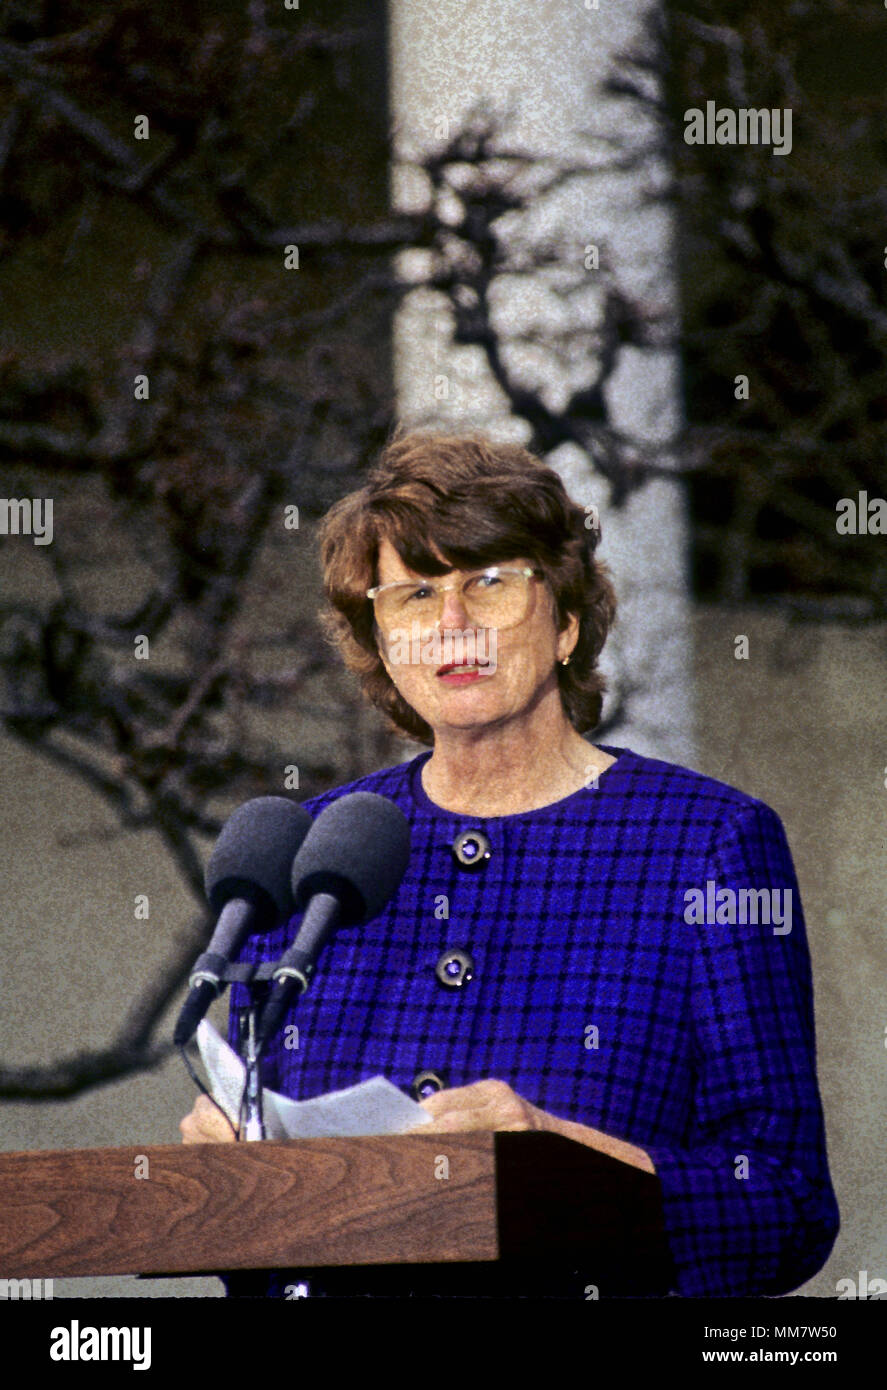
317, 427, 617, 745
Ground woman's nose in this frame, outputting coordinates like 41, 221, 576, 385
437, 589, 470, 627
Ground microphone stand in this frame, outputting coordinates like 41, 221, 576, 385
241, 1004, 265, 1141
231, 970, 275, 1142
221, 957, 309, 1142
197, 957, 304, 1144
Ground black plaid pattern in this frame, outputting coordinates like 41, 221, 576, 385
226, 744, 839, 1297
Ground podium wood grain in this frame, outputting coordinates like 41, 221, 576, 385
0, 1133, 499, 1278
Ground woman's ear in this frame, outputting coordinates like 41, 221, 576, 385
557, 609, 580, 663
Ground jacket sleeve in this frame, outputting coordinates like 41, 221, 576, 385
644, 800, 839, 1297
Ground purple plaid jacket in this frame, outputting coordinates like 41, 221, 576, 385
226, 743, 839, 1298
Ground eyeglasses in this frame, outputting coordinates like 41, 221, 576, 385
366, 566, 543, 631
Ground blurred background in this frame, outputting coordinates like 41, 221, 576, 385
0, 0, 885, 1297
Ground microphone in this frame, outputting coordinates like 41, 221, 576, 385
256, 791, 411, 1046
173, 796, 313, 1047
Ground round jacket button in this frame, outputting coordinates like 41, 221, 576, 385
451, 829, 491, 869
435, 948, 475, 989
411, 1070, 446, 1100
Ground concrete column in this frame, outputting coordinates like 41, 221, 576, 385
387, 0, 695, 764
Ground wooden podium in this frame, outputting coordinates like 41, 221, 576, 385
0, 1131, 675, 1296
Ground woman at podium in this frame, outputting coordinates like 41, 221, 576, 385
181, 428, 839, 1300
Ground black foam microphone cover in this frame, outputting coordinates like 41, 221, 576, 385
174, 796, 313, 1049
255, 792, 412, 1044
290, 791, 412, 925
205, 795, 313, 930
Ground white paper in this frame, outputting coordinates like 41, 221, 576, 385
195, 1019, 433, 1141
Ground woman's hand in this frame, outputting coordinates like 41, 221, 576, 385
418, 1078, 544, 1133
418, 1077, 655, 1172
179, 1094, 238, 1144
